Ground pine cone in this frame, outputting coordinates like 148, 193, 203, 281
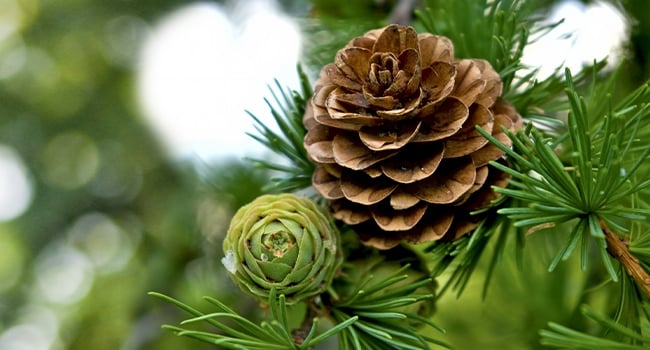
222, 194, 342, 303
303, 24, 522, 249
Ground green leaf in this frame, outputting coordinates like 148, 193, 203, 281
246, 65, 315, 194
149, 290, 353, 349
540, 306, 650, 349
331, 258, 447, 349
304, 316, 358, 348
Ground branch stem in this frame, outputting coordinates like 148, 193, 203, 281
388, 0, 419, 25
600, 218, 650, 298
292, 299, 321, 348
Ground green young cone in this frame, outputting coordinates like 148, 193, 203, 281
223, 193, 342, 304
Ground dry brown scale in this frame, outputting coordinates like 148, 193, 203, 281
303, 24, 522, 249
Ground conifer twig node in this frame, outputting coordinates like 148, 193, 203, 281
600, 218, 650, 298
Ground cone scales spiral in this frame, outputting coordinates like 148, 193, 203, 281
304, 24, 522, 249
223, 194, 342, 304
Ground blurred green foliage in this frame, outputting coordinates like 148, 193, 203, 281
0, 1, 267, 349
1, 0, 649, 349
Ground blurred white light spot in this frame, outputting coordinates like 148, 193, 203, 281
222, 250, 237, 274
0, 0, 21, 43
19, 305, 58, 331
11, 305, 60, 347
0, 145, 32, 221
35, 243, 94, 305
67, 212, 134, 273
0, 321, 55, 350
522, 0, 628, 79
0, 305, 59, 350
137, 0, 301, 161
0, 41, 26, 80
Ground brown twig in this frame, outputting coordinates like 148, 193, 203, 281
600, 218, 650, 298
292, 316, 314, 347
292, 298, 324, 347
388, 0, 420, 25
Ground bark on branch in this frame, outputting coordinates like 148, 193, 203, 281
600, 218, 650, 298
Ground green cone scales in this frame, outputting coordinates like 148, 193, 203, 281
223, 194, 342, 303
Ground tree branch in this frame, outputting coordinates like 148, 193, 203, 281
600, 218, 650, 298
388, 0, 420, 25
292, 298, 322, 347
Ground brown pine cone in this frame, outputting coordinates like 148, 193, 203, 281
303, 24, 522, 249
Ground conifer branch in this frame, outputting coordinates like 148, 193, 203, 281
150, 2, 650, 349
601, 218, 650, 298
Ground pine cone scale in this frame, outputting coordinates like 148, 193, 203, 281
332, 133, 398, 170
443, 104, 494, 158
373, 24, 419, 55
324, 64, 361, 91
379, 143, 444, 184
358, 119, 420, 151
340, 171, 398, 205
421, 62, 456, 98
411, 210, 454, 241
412, 98, 468, 142
335, 48, 372, 83
372, 201, 428, 231
418, 35, 454, 66
304, 124, 336, 163
331, 199, 372, 224
312, 166, 344, 200
473, 59, 503, 107
470, 110, 514, 167
408, 157, 477, 204
451, 165, 490, 206
450, 60, 487, 106
389, 188, 421, 209
332, 90, 372, 110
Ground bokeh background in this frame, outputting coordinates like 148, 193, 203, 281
0, 0, 648, 349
